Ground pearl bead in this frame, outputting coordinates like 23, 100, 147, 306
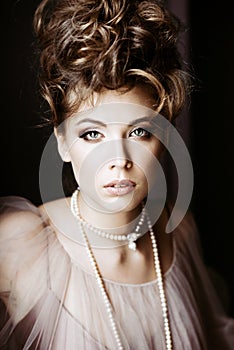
70, 190, 172, 350
71, 190, 145, 251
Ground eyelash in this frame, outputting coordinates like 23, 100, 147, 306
79, 130, 103, 141
79, 127, 151, 141
129, 128, 151, 138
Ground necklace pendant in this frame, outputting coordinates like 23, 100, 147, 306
127, 233, 139, 251
128, 240, 137, 251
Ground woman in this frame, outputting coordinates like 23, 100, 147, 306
0, 0, 233, 349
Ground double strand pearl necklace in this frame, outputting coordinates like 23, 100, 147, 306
71, 189, 145, 251
70, 191, 172, 350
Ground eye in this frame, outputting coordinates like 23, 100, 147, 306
79, 130, 103, 141
129, 127, 151, 138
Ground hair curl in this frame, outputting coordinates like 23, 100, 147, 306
34, 0, 189, 126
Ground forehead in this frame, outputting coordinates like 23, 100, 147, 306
65, 85, 159, 126
68, 102, 157, 126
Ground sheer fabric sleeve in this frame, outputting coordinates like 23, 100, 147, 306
0, 196, 114, 350
0, 196, 57, 348
1, 197, 234, 349
0, 197, 48, 346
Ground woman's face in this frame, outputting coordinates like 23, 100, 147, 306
56, 86, 165, 213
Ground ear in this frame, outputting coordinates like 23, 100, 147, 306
54, 127, 71, 162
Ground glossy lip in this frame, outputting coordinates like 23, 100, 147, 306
103, 179, 136, 196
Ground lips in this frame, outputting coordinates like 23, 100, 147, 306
104, 179, 136, 188
104, 179, 136, 196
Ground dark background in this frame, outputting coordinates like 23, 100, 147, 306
190, 1, 234, 316
1, 1, 234, 316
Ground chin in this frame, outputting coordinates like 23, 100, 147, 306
102, 191, 147, 214
83, 189, 145, 214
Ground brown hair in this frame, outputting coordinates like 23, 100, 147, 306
34, 0, 189, 126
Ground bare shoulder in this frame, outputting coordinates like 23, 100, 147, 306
38, 196, 72, 230
39, 196, 71, 216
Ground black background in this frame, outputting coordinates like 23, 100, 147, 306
1, 1, 234, 316
190, 1, 234, 316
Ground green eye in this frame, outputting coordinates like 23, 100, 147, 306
130, 128, 150, 138
80, 130, 103, 141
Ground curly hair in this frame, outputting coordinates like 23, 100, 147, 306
34, 0, 189, 126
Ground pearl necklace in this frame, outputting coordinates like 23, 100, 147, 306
71, 189, 145, 251
70, 191, 172, 350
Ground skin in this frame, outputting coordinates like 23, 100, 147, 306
51, 85, 173, 284
0, 85, 173, 324
58, 86, 163, 221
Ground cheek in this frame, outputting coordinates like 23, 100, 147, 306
69, 142, 107, 186
68, 144, 89, 182
150, 139, 164, 157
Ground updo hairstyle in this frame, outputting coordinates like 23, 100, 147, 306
34, 0, 189, 126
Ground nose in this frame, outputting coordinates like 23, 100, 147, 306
108, 139, 133, 170
108, 158, 132, 170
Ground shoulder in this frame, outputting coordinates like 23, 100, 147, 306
0, 195, 72, 236
0, 196, 44, 240
164, 202, 203, 263
0, 196, 47, 293
174, 208, 200, 245
165, 200, 199, 241
38, 196, 72, 233
38, 196, 71, 217
169, 206, 207, 274
0, 196, 73, 322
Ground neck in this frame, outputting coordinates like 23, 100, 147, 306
78, 192, 145, 235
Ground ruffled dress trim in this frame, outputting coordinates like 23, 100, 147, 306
0, 196, 234, 349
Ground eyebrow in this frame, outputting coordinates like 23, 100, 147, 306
75, 116, 156, 126
75, 118, 107, 126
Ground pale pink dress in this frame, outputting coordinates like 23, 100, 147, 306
0, 196, 234, 349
